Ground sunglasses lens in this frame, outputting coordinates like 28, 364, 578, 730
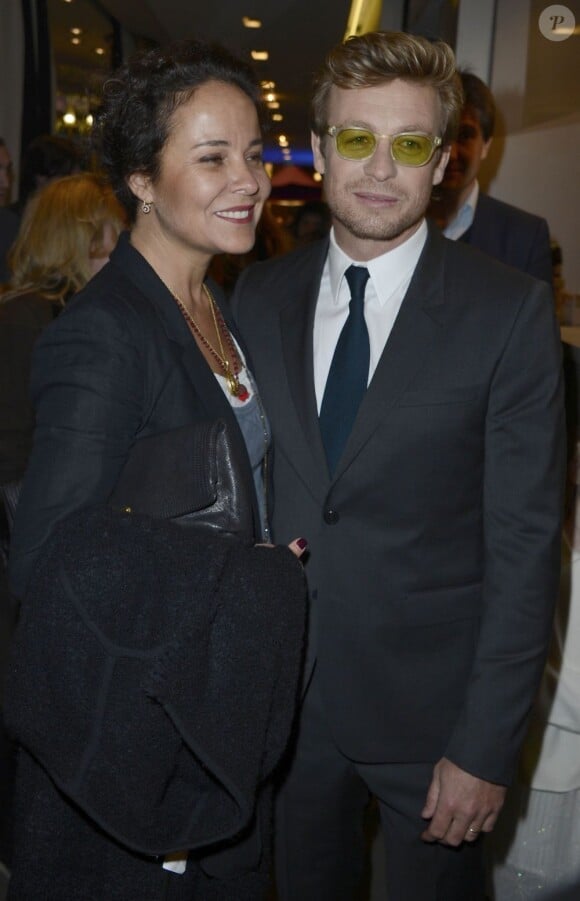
391, 134, 433, 166
336, 128, 377, 160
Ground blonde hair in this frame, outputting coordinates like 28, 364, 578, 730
5, 172, 126, 303
311, 31, 463, 145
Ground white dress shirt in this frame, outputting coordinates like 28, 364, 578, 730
313, 219, 428, 411
443, 180, 479, 241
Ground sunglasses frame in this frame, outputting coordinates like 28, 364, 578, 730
326, 126, 443, 167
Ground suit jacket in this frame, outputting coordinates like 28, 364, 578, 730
8, 231, 260, 600
232, 222, 565, 786
461, 192, 553, 285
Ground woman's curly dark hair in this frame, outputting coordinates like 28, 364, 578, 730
93, 39, 265, 222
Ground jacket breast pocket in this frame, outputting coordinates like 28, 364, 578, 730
397, 385, 482, 407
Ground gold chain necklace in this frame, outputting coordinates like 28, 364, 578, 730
172, 283, 249, 400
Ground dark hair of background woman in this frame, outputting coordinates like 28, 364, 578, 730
93, 39, 267, 222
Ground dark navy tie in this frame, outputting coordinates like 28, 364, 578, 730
320, 265, 370, 475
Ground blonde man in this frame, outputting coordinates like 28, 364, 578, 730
233, 30, 564, 900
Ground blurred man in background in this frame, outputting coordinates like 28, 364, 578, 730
428, 71, 553, 285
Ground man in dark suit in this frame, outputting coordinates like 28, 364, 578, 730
233, 30, 564, 901
428, 71, 553, 284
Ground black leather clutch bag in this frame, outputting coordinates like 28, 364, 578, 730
109, 419, 254, 542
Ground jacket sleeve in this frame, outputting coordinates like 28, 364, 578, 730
8, 298, 144, 600
444, 278, 565, 784
525, 216, 553, 286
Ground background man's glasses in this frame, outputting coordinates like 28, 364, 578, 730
326, 126, 443, 167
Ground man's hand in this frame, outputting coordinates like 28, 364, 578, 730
421, 757, 506, 846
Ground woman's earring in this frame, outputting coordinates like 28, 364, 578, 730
142, 201, 152, 214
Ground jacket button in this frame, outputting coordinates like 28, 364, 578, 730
324, 508, 340, 525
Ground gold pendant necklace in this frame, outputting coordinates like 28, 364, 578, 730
171, 284, 249, 400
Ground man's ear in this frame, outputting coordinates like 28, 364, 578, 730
432, 145, 451, 187
311, 131, 326, 176
480, 136, 493, 162
127, 171, 153, 205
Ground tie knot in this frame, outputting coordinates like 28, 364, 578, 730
345, 265, 369, 305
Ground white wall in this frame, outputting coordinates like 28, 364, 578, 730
455, 0, 580, 291
486, 115, 580, 292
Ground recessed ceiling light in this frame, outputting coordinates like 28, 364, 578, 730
71, 37, 81, 45
261, 80, 275, 90
251, 50, 269, 61
278, 135, 288, 145
85, 114, 94, 126
95, 47, 105, 55
70, 27, 82, 35
63, 111, 76, 125
267, 100, 280, 109
242, 16, 262, 28
265, 92, 276, 102
272, 113, 283, 122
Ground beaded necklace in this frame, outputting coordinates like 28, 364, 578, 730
172, 283, 249, 401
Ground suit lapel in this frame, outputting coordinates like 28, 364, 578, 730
332, 224, 449, 481
109, 235, 260, 530
110, 234, 238, 424
278, 242, 330, 487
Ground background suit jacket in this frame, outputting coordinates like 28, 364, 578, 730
8, 231, 260, 600
461, 192, 553, 285
232, 223, 565, 786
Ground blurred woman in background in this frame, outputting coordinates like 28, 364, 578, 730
0, 172, 126, 484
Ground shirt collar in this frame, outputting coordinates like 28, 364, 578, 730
443, 180, 479, 239
328, 219, 428, 307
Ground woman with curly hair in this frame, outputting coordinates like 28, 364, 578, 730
5, 38, 306, 901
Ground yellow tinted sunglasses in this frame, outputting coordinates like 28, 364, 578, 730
326, 126, 443, 167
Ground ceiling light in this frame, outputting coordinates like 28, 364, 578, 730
278, 135, 288, 145
71, 37, 81, 45
265, 92, 276, 102
242, 16, 262, 28
63, 111, 76, 125
85, 114, 94, 126
267, 100, 280, 109
95, 47, 105, 55
261, 80, 275, 90
70, 27, 82, 35
251, 50, 269, 61
313, 172, 322, 182
272, 113, 283, 122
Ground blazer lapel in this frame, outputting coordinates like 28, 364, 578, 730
110, 235, 238, 424
108, 236, 260, 528
333, 224, 449, 480
278, 242, 330, 488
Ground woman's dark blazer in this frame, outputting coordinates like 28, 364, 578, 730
0, 291, 62, 483
8, 232, 260, 601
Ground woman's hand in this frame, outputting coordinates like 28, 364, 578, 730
257, 537, 308, 559
288, 537, 308, 558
